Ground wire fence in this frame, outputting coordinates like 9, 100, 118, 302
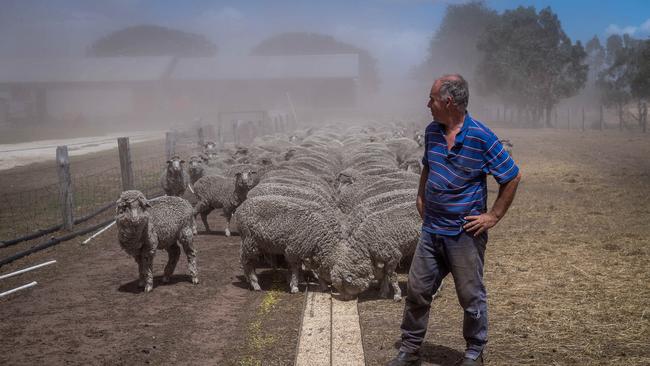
0, 129, 201, 242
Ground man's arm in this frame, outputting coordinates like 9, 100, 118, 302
463, 171, 522, 236
416, 164, 429, 220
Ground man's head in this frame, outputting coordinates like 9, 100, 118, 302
427, 74, 469, 123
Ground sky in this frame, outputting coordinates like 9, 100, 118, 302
0, 0, 648, 82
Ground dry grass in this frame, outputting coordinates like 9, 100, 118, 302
360, 128, 650, 366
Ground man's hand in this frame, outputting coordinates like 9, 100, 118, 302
463, 212, 499, 236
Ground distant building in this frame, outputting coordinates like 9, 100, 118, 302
0, 54, 359, 126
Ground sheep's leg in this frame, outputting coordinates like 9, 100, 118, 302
243, 261, 261, 291
288, 261, 301, 294
389, 271, 402, 301
223, 208, 233, 237
141, 251, 155, 293
380, 262, 401, 301
163, 244, 181, 283
179, 228, 199, 285
224, 217, 231, 237
135, 255, 145, 288
194, 200, 211, 232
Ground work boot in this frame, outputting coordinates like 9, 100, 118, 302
458, 352, 483, 366
386, 351, 421, 366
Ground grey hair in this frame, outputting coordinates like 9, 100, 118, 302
439, 74, 469, 112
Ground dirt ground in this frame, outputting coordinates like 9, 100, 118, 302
1, 127, 649, 365
360, 127, 650, 366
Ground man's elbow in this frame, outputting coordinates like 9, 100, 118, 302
511, 171, 522, 184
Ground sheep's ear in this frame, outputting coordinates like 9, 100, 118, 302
180, 160, 186, 164
166, 160, 172, 164
235, 172, 242, 178
115, 198, 123, 214
138, 197, 151, 209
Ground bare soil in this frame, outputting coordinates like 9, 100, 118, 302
1, 127, 649, 366
359, 128, 650, 366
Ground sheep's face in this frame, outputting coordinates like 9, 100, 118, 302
329, 241, 374, 300
259, 157, 273, 166
204, 142, 216, 150
289, 135, 298, 143
235, 171, 258, 191
166, 156, 185, 174
336, 171, 355, 191
403, 160, 422, 175
188, 156, 204, 174
116, 191, 151, 230
414, 132, 424, 147
284, 149, 296, 161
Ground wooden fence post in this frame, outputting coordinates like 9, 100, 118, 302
165, 131, 176, 160
600, 104, 604, 131
118, 137, 134, 191
56, 146, 74, 230
217, 121, 223, 147
582, 107, 585, 131
197, 126, 205, 148
567, 108, 571, 130
555, 109, 558, 128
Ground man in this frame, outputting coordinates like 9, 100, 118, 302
388, 74, 522, 366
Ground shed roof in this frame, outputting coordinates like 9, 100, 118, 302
170, 54, 359, 81
0, 57, 174, 84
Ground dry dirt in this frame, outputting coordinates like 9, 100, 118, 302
1, 127, 649, 366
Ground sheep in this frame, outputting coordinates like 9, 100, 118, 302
160, 155, 189, 197
115, 190, 198, 293
349, 202, 421, 301
188, 155, 205, 185
500, 139, 514, 156
235, 195, 375, 297
192, 170, 257, 236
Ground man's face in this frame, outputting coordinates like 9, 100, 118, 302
427, 81, 445, 121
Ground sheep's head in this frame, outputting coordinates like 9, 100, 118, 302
289, 135, 298, 143
414, 132, 424, 147
188, 155, 205, 177
166, 156, 185, 174
235, 170, 259, 191
328, 240, 374, 300
401, 159, 422, 175
336, 169, 357, 190
284, 148, 296, 161
116, 190, 151, 230
203, 141, 216, 151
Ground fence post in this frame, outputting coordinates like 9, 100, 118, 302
555, 109, 558, 128
165, 131, 176, 160
582, 107, 585, 131
600, 104, 604, 131
197, 126, 205, 148
567, 108, 571, 130
118, 137, 134, 191
217, 121, 223, 147
56, 146, 74, 230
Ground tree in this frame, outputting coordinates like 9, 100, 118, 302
411, 1, 498, 83
88, 25, 217, 57
585, 36, 606, 83
251, 32, 379, 92
475, 6, 587, 127
596, 35, 648, 130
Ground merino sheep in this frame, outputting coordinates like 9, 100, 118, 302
193, 170, 257, 236
349, 202, 421, 301
115, 190, 198, 293
160, 155, 189, 197
188, 155, 205, 185
236, 195, 375, 297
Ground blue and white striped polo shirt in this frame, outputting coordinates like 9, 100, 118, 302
421, 113, 519, 236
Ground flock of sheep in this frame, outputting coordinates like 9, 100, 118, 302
114, 124, 427, 300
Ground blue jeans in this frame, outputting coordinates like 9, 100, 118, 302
399, 229, 488, 360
